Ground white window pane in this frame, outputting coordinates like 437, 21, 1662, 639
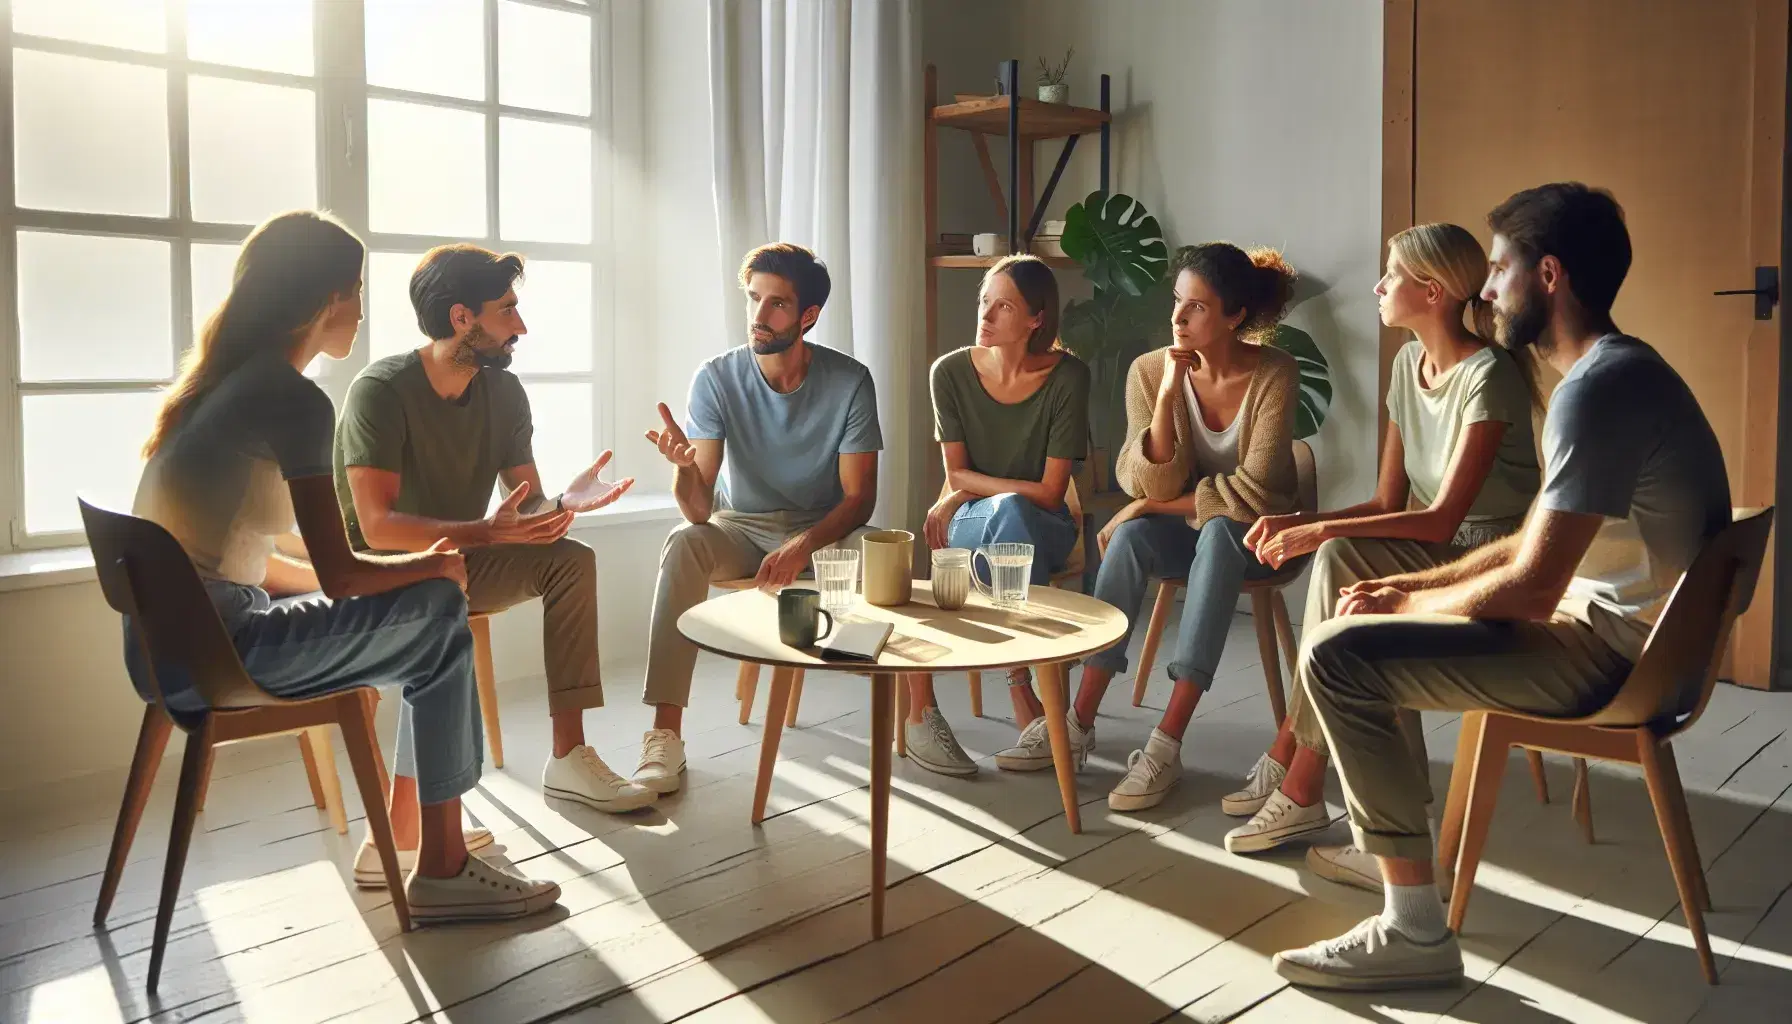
520, 383, 593, 502
369, 100, 486, 237
366, 0, 484, 101
512, 261, 591, 374
368, 252, 425, 361
13, 0, 166, 53
499, 119, 590, 244
23, 392, 162, 534
499, 1, 590, 116
186, 0, 313, 77
189, 77, 316, 225
14, 50, 169, 217
18, 232, 172, 383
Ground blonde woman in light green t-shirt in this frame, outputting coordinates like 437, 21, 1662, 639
1218, 223, 1543, 876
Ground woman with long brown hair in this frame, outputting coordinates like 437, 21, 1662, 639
130, 210, 561, 922
1220, 223, 1540, 876
902, 254, 1091, 777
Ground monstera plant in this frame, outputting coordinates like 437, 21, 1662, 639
1056, 189, 1332, 486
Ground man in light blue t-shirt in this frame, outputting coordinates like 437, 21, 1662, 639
628, 243, 883, 793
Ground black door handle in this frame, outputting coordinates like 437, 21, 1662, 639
1714, 266, 1779, 320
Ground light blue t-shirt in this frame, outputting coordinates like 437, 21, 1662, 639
684, 343, 883, 514
1539, 334, 1731, 659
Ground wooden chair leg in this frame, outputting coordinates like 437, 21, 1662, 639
1250, 590, 1287, 727
1435, 711, 1481, 888
95, 706, 172, 926
869, 672, 896, 938
306, 727, 349, 835
364, 689, 392, 802
1571, 757, 1594, 844
1527, 748, 1550, 804
1447, 712, 1509, 933
299, 734, 327, 809
470, 616, 504, 769
736, 661, 761, 724
1036, 661, 1083, 834
784, 670, 805, 728
968, 671, 983, 717
895, 675, 911, 757
751, 668, 798, 823
1656, 743, 1711, 912
339, 694, 411, 932
1132, 581, 1177, 706
1639, 736, 1717, 983
148, 721, 214, 993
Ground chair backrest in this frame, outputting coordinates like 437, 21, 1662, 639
1293, 438, 1317, 514
79, 500, 276, 715
1585, 506, 1774, 731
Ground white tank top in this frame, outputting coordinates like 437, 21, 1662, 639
1184, 374, 1242, 477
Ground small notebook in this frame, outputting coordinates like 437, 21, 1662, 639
816, 620, 895, 662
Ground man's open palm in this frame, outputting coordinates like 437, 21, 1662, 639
562, 450, 635, 513
645, 403, 698, 468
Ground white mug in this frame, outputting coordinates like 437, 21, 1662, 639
972, 232, 1008, 258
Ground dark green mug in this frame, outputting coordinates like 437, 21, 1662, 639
778, 588, 836, 648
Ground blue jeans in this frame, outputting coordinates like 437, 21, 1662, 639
947, 493, 1079, 586
125, 577, 483, 806
1086, 515, 1287, 690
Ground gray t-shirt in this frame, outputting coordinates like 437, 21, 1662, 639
1385, 340, 1540, 545
684, 343, 883, 514
1539, 335, 1731, 659
132, 357, 336, 587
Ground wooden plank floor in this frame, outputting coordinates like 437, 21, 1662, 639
5, 610, 1792, 1023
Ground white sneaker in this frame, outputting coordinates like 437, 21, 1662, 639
904, 707, 977, 777
1221, 753, 1288, 817
1306, 841, 1455, 900
1224, 790, 1332, 853
353, 827, 495, 888
1107, 729, 1183, 811
543, 745, 657, 813
1273, 915, 1463, 991
633, 729, 687, 794
405, 855, 563, 924
994, 713, 1094, 772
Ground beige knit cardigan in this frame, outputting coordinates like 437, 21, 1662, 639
1114, 344, 1301, 528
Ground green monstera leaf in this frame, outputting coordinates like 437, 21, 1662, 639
1060, 191, 1168, 297
1267, 323, 1332, 440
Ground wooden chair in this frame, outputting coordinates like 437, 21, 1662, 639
80, 501, 409, 994
1127, 439, 1316, 725
731, 577, 808, 726
1437, 507, 1774, 986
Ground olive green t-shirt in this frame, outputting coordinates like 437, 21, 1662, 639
931, 347, 1090, 483
333, 350, 533, 552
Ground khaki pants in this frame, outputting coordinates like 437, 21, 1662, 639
642, 510, 875, 707
465, 538, 604, 716
1300, 610, 1629, 860
1287, 537, 1470, 792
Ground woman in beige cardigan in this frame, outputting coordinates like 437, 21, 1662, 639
1005, 242, 1301, 811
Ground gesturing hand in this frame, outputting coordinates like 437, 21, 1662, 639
644, 403, 697, 468
562, 449, 636, 513
754, 534, 812, 591
484, 480, 574, 546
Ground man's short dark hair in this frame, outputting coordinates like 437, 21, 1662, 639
410, 244, 525, 340
738, 242, 831, 322
1487, 182, 1631, 318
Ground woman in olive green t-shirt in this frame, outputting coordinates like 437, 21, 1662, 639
904, 255, 1089, 778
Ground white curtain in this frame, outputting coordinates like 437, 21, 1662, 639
708, 0, 924, 531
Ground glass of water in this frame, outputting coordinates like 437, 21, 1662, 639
811, 548, 860, 615
973, 542, 1035, 609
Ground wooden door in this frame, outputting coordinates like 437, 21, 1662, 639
1389, 0, 1787, 687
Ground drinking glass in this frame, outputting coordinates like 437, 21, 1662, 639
930, 547, 972, 610
973, 542, 1035, 609
811, 547, 860, 615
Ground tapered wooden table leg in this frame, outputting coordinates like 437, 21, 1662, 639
869, 672, 895, 938
1035, 660, 1082, 834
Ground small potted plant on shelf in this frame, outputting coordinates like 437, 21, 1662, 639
1037, 49, 1072, 104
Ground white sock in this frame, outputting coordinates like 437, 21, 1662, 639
1383, 881, 1449, 942
1144, 727, 1181, 765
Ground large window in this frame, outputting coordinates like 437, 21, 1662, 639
0, 0, 609, 550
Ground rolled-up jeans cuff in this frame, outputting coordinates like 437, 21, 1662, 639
1351, 824, 1434, 862
1087, 646, 1129, 674
1164, 661, 1215, 692
418, 758, 482, 806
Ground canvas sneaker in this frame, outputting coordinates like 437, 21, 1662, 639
1221, 753, 1288, 817
994, 713, 1094, 772
1273, 915, 1464, 991
904, 707, 978, 777
543, 745, 657, 813
405, 855, 563, 924
353, 827, 495, 888
633, 729, 687, 794
1107, 729, 1183, 811
1224, 790, 1332, 853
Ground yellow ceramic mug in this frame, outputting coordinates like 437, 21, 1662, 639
860, 530, 915, 606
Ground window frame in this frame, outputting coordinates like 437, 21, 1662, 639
0, 0, 614, 552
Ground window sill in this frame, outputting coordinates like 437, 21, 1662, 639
0, 493, 685, 595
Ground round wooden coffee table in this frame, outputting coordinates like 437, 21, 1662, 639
678, 579, 1127, 937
